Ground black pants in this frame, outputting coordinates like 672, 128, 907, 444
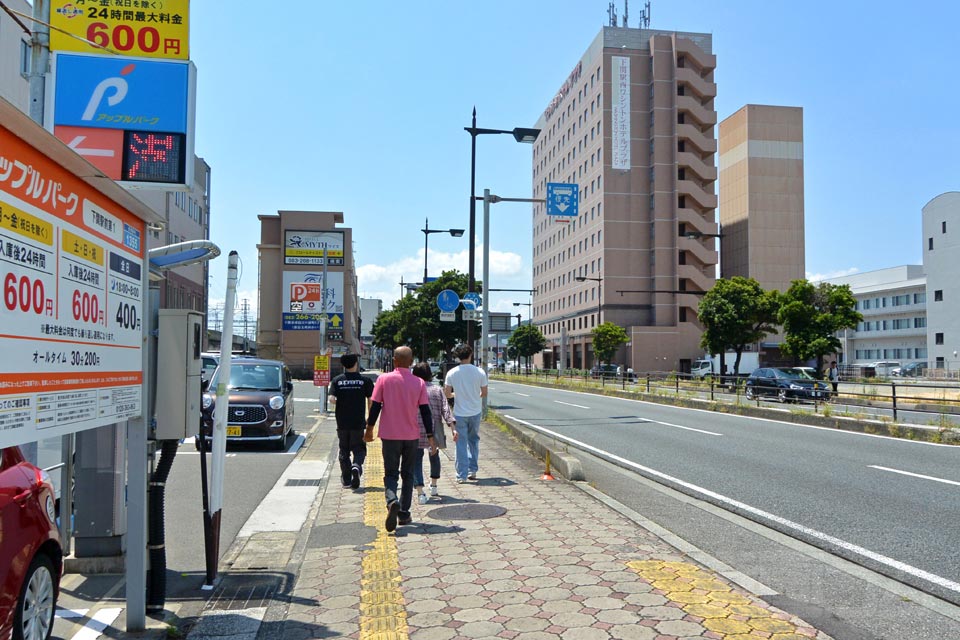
381, 439, 418, 518
337, 429, 367, 484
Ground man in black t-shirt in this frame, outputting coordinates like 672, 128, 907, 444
328, 354, 374, 488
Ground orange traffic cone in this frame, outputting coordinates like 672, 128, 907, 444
540, 451, 555, 481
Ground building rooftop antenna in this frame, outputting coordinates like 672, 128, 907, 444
638, 0, 651, 28
623, 0, 628, 27
607, 2, 618, 27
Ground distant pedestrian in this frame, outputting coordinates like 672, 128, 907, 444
328, 354, 374, 489
411, 363, 456, 502
364, 346, 434, 532
828, 362, 840, 395
444, 344, 488, 483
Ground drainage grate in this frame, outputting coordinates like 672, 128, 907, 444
206, 574, 282, 611
427, 504, 507, 521
285, 479, 322, 487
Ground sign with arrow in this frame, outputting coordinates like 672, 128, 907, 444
547, 182, 578, 218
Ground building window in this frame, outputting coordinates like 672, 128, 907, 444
20, 40, 31, 77
935, 290, 943, 302
929, 238, 934, 250
936, 356, 945, 368
914, 317, 926, 328
679, 308, 687, 322
915, 292, 926, 304
943, 221, 947, 233
936, 332, 944, 345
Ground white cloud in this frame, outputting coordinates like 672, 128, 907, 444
807, 267, 860, 283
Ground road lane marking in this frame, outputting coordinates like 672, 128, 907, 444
56, 609, 88, 619
504, 414, 960, 597
494, 380, 955, 447
869, 465, 960, 487
70, 607, 122, 640
515, 392, 530, 397
650, 420, 722, 436
554, 400, 589, 409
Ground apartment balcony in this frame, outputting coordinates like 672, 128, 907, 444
677, 236, 718, 269
677, 151, 717, 182
676, 67, 717, 99
677, 123, 717, 154
677, 95, 717, 127
676, 38, 717, 71
678, 179, 718, 210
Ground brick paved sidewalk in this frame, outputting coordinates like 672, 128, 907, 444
282, 422, 833, 640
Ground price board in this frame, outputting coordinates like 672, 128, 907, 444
0, 121, 145, 447
313, 354, 330, 387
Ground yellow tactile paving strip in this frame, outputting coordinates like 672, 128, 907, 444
359, 436, 410, 640
627, 560, 814, 639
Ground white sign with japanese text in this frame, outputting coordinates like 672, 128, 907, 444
0, 125, 144, 448
282, 271, 344, 314
284, 230, 345, 266
612, 56, 631, 170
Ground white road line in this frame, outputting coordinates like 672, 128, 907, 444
515, 393, 530, 397
504, 414, 960, 596
56, 609, 88, 619
650, 420, 722, 436
70, 607, 122, 640
495, 380, 955, 447
554, 400, 589, 409
869, 465, 960, 487
297, 397, 320, 402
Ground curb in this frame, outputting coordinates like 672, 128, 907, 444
490, 412, 585, 481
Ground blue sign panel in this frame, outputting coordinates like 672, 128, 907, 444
463, 292, 482, 309
54, 53, 189, 133
282, 313, 343, 331
437, 289, 460, 313
547, 183, 579, 218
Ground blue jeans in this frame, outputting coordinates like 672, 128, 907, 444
454, 413, 481, 480
412, 448, 441, 486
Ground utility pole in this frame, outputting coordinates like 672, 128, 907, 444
28, 0, 49, 125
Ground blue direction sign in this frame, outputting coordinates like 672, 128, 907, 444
437, 289, 460, 313
463, 292, 482, 309
547, 182, 578, 218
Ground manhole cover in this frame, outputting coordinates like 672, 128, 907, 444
427, 504, 507, 521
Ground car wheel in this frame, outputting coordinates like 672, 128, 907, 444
745, 386, 755, 400
14, 553, 57, 640
778, 388, 788, 403
274, 429, 288, 451
194, 436, 203, 451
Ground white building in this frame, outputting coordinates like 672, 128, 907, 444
922, 192, 960, 370
359, 298, 383, 368
827, 266, 927, 366
0, 0, 30, 111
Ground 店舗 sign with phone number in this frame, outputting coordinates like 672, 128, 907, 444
0, 123, 145, 448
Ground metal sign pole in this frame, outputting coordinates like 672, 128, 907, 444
206, 251, 238, 587
319, 247, 328, 411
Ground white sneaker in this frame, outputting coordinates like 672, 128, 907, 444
429, 485, 439, 496
418, 492, 429, 505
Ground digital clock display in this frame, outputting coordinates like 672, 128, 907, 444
122, 131, 186, 184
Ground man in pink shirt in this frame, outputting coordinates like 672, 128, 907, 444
364, 346, 434, 532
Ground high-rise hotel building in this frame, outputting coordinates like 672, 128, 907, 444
531, 26, 718, 372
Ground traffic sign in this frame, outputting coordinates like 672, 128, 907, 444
463, 309, 482, 321
437, 289, 459, 313
439, 312, 456, 322
547, 183, 579, 218
463, 292, 482, 309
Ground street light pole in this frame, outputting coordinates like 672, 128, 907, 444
575, 276, 603, 324
423, 217, 430, 284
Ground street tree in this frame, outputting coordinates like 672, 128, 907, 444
591, 322, 629, 366
697, 277, 780, 376
778, 280, 861, 374
508, 324, 546, 371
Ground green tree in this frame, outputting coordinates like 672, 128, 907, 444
591, 322, 629, 366
507, 324, 546, 371
697, 277, 780, 376
778, 280, 861, 373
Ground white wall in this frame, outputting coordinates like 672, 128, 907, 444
922, 192, 960, 370
0, 0, 30, 112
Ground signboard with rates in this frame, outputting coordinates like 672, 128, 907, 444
50, 0, 190, 60
313, 354, 330, 387
0, 119, 146, 448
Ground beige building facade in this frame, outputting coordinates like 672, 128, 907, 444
257, 211, 361, 377
531, 27, 718, 372
718, 105, 805, 292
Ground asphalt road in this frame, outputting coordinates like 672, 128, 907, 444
489, 380, 960, 608
163, 383, 322, 591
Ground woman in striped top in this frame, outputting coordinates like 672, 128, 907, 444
411, 362, 456, 503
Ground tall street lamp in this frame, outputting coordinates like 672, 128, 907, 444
575, 276, 603, 324
421, 217, 464, 283
465, 108, 540, 356
513, 302, 532, 324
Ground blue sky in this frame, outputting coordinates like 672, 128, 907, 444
192, 1, 960, 317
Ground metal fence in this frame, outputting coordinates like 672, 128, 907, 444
492, 368, 960, 428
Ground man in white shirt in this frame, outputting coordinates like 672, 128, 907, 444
444, 344, 488, 483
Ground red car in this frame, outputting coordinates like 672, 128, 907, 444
0, 446, 62, 640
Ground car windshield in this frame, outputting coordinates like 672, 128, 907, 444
777, 368, 814, 380
212, 364, 283, 391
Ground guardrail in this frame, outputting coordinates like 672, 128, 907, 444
492, 368, 960, 428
